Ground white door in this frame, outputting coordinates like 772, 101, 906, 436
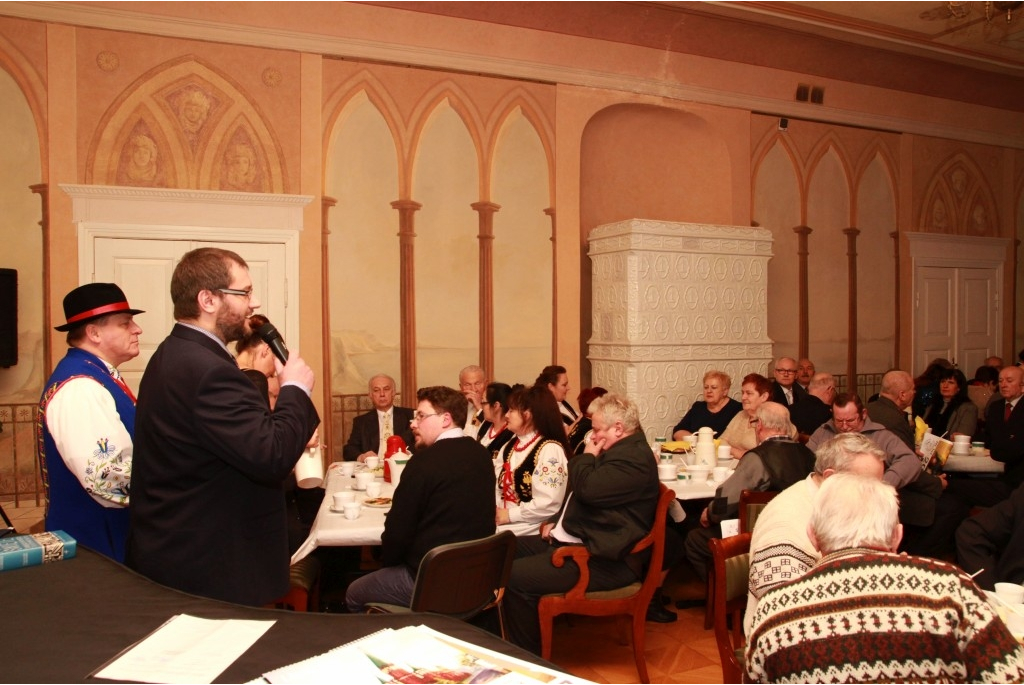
93, 238, 288, 392
913, 265, 999, 374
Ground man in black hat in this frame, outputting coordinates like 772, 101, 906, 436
37, 282, 144, 562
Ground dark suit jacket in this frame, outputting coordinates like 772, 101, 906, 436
558, 431, 660, 561
956, 481, 1024, 591
985, 397, 1024, 489
126, 324, 320, 606
771, 381, 806, 407
867, 395, 916, 451
342, 406, 415, 461
789, 395, 832, 436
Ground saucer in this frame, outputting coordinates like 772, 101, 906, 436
351, 484, 367, 491
329, 505, 348, 513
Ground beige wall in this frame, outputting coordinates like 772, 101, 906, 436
0, 1, 1022, 432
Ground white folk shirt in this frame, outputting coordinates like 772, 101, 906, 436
46, 364, 132, 508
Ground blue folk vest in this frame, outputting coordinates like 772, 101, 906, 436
37, 348, 135, 561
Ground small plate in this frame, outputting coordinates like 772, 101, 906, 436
364, 497, 392, 508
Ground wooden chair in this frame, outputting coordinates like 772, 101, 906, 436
739, 489, 779, 534
367, 530, 517, 637
709, 532, 752, 684
537, 484, 675, 684
704, 489, 778, 629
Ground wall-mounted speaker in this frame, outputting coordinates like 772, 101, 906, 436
0, 269, 17, 368
778, 118, 789, 132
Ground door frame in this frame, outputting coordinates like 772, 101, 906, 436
61, 184, 311, 352
906, 231, 1009, 371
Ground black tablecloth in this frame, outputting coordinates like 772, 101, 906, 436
1, 547, 553, 683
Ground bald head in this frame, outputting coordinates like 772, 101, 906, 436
879, 370, 915, 410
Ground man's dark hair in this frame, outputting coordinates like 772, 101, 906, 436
171, 247, 248, 320
833, 392, 864, 414
416, 386, 467, 428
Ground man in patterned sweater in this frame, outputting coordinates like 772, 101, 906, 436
743, 432, 886, 635
746, 474, 1024, 684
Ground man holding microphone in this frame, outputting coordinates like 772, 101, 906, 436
127, 247, 320, 606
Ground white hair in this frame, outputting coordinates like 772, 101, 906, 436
810, 474, 899, 554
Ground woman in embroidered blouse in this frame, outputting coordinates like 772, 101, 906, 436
477, 382, 517, 458
536, 364, 578, 430
494, 384, 570, 536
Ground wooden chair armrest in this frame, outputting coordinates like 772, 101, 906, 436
551, 545, 593, 600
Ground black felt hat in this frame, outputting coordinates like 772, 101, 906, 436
55, 283, 145, 332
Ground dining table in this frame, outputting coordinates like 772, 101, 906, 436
292, 458, 724, 565
291, 466, 393, 564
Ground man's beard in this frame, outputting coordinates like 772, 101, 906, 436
216, 308, 248, 343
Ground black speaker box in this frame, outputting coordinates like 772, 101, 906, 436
0, 269, 17, 367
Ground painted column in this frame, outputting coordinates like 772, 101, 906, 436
890, 230, 900, 366
392, 200, 421, 401
471, 201, 500, 380
844, 227, 861, 384
793, 225, 812, 359
320, 195, 336, 456
545, 207, 556, 360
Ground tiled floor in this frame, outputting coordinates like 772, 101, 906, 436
3, 502, 723, 684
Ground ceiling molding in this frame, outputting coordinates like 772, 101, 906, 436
2, 1, 1022, 149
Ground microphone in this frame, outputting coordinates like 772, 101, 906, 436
256, 321, 290, 365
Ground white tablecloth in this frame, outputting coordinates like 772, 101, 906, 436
291, 462, 722, 564
944, 453, 1005, 474
291, 468, 393, 564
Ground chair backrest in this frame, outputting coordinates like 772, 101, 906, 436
739, 490, 779, 534
630, 484, 677, 596
409, 530, 517, 620
710, 532, 752, 684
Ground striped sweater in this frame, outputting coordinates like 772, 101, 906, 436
746, 548, 1024, 683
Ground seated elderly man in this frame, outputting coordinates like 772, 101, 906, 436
956, 481, 1024, 591
788, 372, 835, 436
684, 402, 815, 582
807, 392, 942, 537
502, 392, 660, 654
746, 474, 1024, 683
744, 433, 886, 634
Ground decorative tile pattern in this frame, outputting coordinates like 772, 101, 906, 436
588, 220, 774, 441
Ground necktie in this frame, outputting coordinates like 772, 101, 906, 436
1006, 402, 1013, 423
382, 412, 392, 439
110, 367, 137, 403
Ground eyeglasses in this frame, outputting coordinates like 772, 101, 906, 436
775, 369, 797, 375
748, 418, 759, 427
412, 411, 442, 423
218, 288, 253, 300
833, 417, 862, 426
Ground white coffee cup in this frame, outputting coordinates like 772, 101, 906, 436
355, 471, 374, 490
953, 434, 971, 444
340, 461, 356, 477
688, 465, 711, 483
717, 445, 731, 461
343, 502, 361, 520
1003, 604, 1024, 636
712, 466, 730, 483
364, 456, 380, 469
365, 482, 383, 498
996, 582, 1024, 605
657, 463, 678, 481
334, 490, 356, 506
